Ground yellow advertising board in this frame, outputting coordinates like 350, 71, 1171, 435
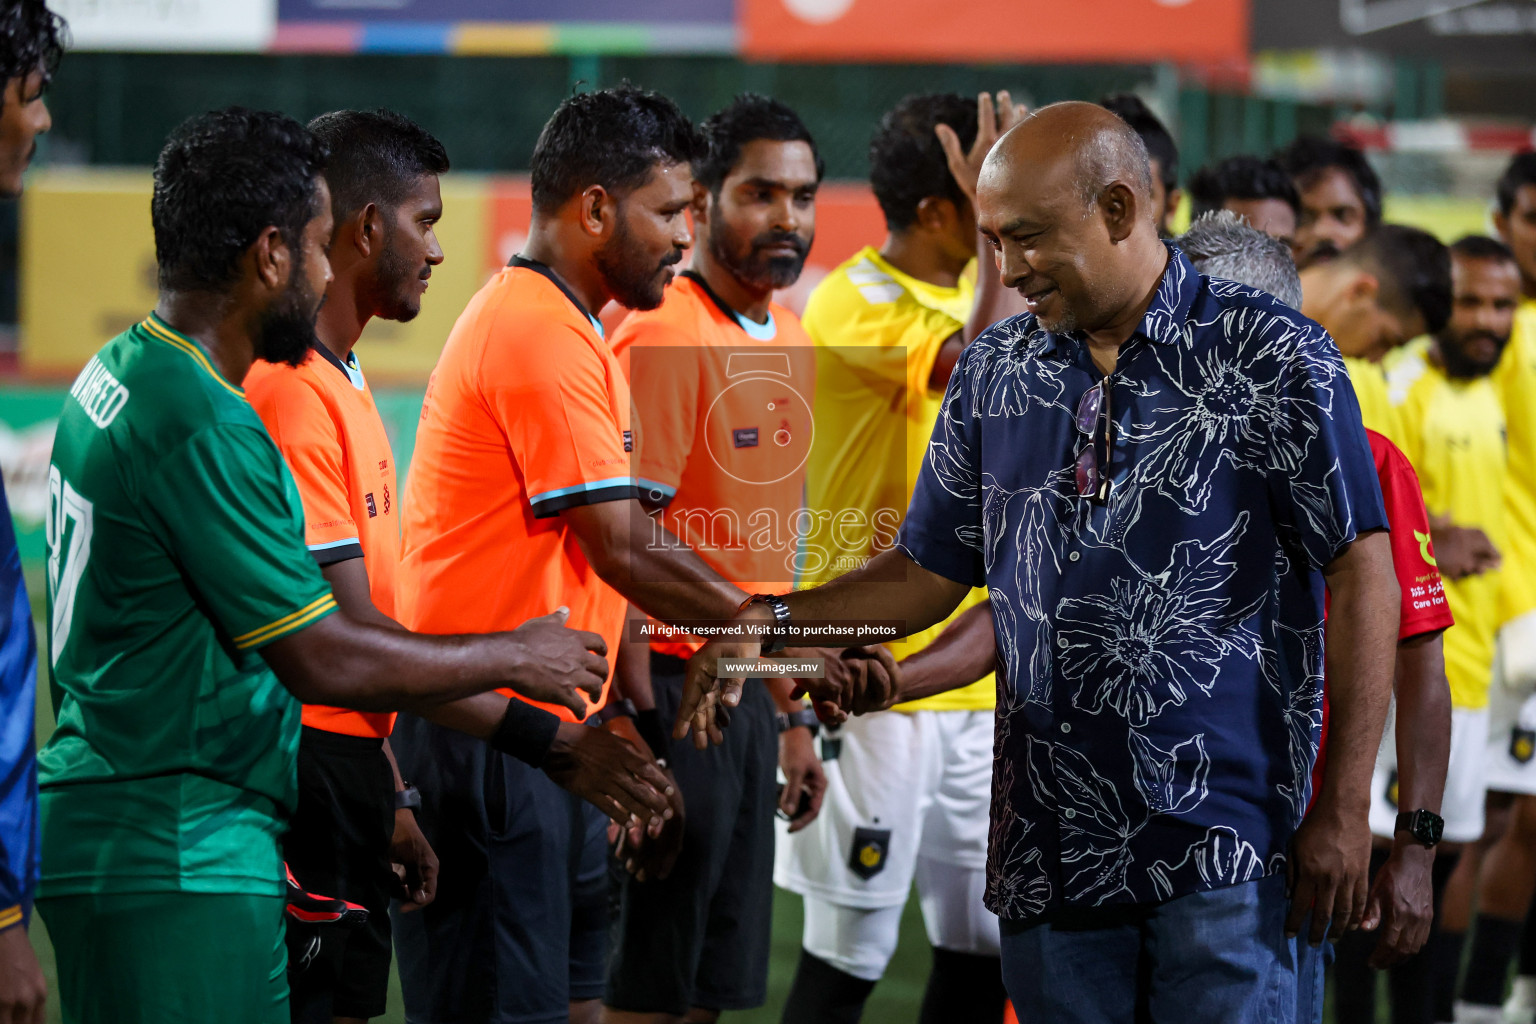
18, 168, 1500, 382
21, 169, 492, 382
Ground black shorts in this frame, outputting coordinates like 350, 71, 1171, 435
281, 726, 396, 1022
605, 652, 778, 1015
389, 712, 610, 1024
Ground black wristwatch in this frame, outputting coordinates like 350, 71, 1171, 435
741, 593, 792, 654
1395, 809, 1444, 847
776, 707, 821, 736
394, 783, 422, 812
592, 698, 639, 725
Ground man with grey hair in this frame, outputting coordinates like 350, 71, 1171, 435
1181, 210, 1303, 308
676, 101, 1400, 1021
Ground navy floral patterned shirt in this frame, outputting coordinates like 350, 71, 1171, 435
897, 245, 1387, 923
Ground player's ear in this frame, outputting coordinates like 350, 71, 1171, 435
1347, 271, 1380, 307
690, 180, 709, 223
915, 196, 954, 237
579, 185, 612, 239
354, 202, 382, 258
1495, 210, 1513, 247
250, 225, 289, 291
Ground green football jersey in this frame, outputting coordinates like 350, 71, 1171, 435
39, 314, 337, 898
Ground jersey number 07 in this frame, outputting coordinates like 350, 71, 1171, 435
46, 465, 93, 668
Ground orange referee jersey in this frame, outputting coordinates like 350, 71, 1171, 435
246, 344, 399, 738
396, 257, 638, 722
613, 271, 816, 658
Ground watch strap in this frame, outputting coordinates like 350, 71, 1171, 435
741, 593, 792, 654
777, 707, 821, 734
394, 784, 422, 811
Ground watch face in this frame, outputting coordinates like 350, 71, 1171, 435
1415, 811, 1444, 845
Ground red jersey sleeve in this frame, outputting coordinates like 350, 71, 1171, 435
1370, 430, 1453, 640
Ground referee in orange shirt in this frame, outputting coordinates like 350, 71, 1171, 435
246, 109, 672, 1024
605, 95, 826, 1024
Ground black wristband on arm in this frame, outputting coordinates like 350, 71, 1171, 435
488, 699, 561, 767
634, 708, 670, 760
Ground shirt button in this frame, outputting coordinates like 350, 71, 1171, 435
1063, 809, 1077, 820
1060, 722, 1072, 734
1069, 551, 1080, 562
1057, 636, 1068, 649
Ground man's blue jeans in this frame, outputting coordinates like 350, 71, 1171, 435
1001, 874, 1323, 1023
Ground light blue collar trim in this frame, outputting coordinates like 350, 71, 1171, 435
734, 309, 777, 341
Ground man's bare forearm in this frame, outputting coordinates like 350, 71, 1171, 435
1319, 530, 1400, 815
565, 500, 747, 623
776, 548, 972, 647
896, 599, 997, 702
264, 614, 548, 713
1391, 631, 1451, 817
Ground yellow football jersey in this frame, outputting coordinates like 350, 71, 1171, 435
1385, 339, 1508, 709
1344, 354, 1404, 445
801, 246, 992, 712
1492, 299, 1536, 622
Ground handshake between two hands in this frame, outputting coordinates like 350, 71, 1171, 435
673, 637, 904, 750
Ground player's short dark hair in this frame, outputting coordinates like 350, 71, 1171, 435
530, 85, 701, 215
1342, 224, 1452, 335
1496, 153, 1536, 217
152, 108, 329, 294
1274, 134, 1383, 227
694, 93, 823, 195
1188, 155, 1301, 221
1100, 93, 1178, 190
1450, 234, 1517, 265
0, 0, 65, 103
869, 93, 977, 232
306, 109, 448, 223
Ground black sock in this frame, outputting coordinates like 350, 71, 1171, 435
1387, 846, 1461, 1024
1330, 848, 1389, 1023
1428, 927, 1468, 1022
1463, 914, 1525, 1007
918, 948, 1006, 1024
780, 950, 878, 1024
1519, 896, 1536, 978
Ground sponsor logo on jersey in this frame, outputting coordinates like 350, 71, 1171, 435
733, 427, 759, 449
365, 493, 377, 518
381, 485, 391, 516
1414, 529, 1438, 567
623, 430, 634, 453
69, 356, 130, 430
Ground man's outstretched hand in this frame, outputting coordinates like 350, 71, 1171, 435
794, 645, 903, 725
543, 721, 675, 832
504, 607, 612, 716
675, 640, 903, 749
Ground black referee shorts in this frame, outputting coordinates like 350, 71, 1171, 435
282, 726, 397, 1023
605, 652, 778, 1015
390, 711, 610, 1024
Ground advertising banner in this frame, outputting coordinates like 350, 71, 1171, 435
20, 170, 492, 382
276, 0, 730, 24
740, 0, 1248, 64
50, 0, 276, 52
